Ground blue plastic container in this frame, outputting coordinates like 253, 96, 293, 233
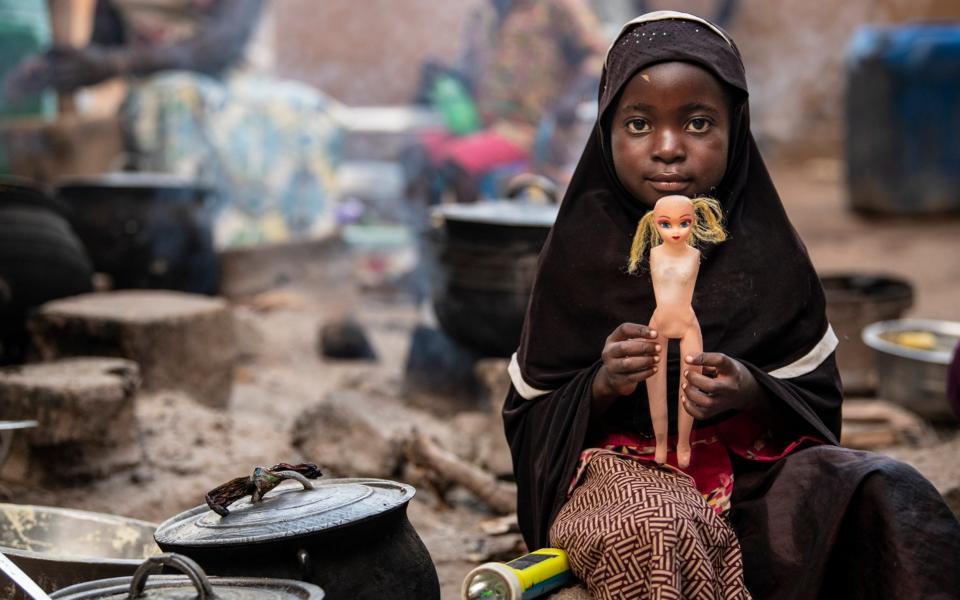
845, 23, 960, 214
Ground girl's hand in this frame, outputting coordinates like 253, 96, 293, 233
593, 323, 661, 402
681, 352, 764, 419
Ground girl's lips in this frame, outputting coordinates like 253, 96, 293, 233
647, 177, 691, 193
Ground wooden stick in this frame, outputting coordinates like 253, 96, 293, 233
405, 431, 517, 515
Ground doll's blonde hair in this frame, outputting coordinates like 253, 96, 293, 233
627, 196, 728, 274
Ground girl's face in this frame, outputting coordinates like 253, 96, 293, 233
610, 61, 730, 209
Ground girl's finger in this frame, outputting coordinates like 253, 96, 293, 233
620, 339, 662, 357
609, 356, 656, 373
612, 322, 657, 342
681, 396, 708, 419
684, 370, 721, 393
626, 367, 657, 382
684, 352, 730, 370
682, 384, 715, 410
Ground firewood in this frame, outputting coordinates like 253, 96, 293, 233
404, 431, 517, 515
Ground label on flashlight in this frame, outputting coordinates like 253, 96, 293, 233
506, 552, 555, 571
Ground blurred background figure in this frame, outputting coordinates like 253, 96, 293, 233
3, 0, 343, 248
409, 0, 607, 204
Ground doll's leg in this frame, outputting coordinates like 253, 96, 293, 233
644, 316, 669, 464
677, 323, 703, 469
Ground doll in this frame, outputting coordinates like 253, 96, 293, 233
628, 195, 727, 468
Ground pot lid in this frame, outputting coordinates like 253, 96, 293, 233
155, 478, 415, 547
57, 172, 207, 193
51, 553, 324, 600
434, 200, 558, 228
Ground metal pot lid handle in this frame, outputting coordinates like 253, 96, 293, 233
204, 464, 322, 517
128, 553, 217, 599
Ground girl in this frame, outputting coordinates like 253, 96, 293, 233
503, 11, 960, 599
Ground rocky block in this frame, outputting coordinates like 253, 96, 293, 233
29, 291, 236, 408
0, 357, 144, 482
0, 357, 139, 447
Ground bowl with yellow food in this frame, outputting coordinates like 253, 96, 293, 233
862, 319, 960, 421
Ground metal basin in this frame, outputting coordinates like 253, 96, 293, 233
862, 319, 960, 421
0, 504, 160, 598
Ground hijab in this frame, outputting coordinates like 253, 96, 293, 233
510, 12, 835, 410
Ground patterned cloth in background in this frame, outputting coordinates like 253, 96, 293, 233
123, 71, 342, 248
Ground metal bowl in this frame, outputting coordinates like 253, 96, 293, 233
862, 319, 960, 421
0, 504, 160, 598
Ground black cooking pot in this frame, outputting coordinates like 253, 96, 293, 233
0, 177, 93, 363
153, 478, 439, 600
428, 199, 558, 357
51, 553, 325, 599
56, 172, 219, 295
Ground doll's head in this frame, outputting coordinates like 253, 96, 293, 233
627, 194, 727, 273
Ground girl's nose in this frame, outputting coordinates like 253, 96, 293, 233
652, 129, 685, 163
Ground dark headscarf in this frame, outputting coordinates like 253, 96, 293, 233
504, 12, 842, 549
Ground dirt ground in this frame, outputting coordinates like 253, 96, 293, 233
3, 156, 960, 599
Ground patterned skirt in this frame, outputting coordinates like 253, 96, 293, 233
549, 453, 751, 599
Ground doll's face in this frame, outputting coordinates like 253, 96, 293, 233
610, 61, 730, 209
653, 195, 695, 245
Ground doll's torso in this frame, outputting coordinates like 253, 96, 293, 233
649, 245, 701, 338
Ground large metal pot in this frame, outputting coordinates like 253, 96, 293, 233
51, 553, 324, 599
862, 318, 960, 421
153, 478, 440, 600
56, 172, 218, 295
429, 200, 558, 357
0, 503, 160, 598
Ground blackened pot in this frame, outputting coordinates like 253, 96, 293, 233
154, 478, 439, 600
428, 200, 558, 357
56, 172, 219, 294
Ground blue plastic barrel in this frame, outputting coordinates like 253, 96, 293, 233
845, 23, 960, 214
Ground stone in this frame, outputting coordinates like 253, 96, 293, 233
292, 400, 400, 479
0, 357, 139, 447
318, 316, 377, 360
0, 357, 144, 482
29, 290, 236, 408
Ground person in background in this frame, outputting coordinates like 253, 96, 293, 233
414, 0, 608, 204
4, 0, 342, 248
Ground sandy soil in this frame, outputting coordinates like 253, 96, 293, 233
3, 157, 959, 599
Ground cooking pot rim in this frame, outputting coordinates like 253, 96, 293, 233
0, 502, 159, 563
56, 172, 209, 195
433, 200, 558, 228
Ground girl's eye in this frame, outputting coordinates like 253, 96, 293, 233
658, 221, 670, 229
626, 118, 651, 134
680, 221, 691, 228
686, 118, 711, 133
